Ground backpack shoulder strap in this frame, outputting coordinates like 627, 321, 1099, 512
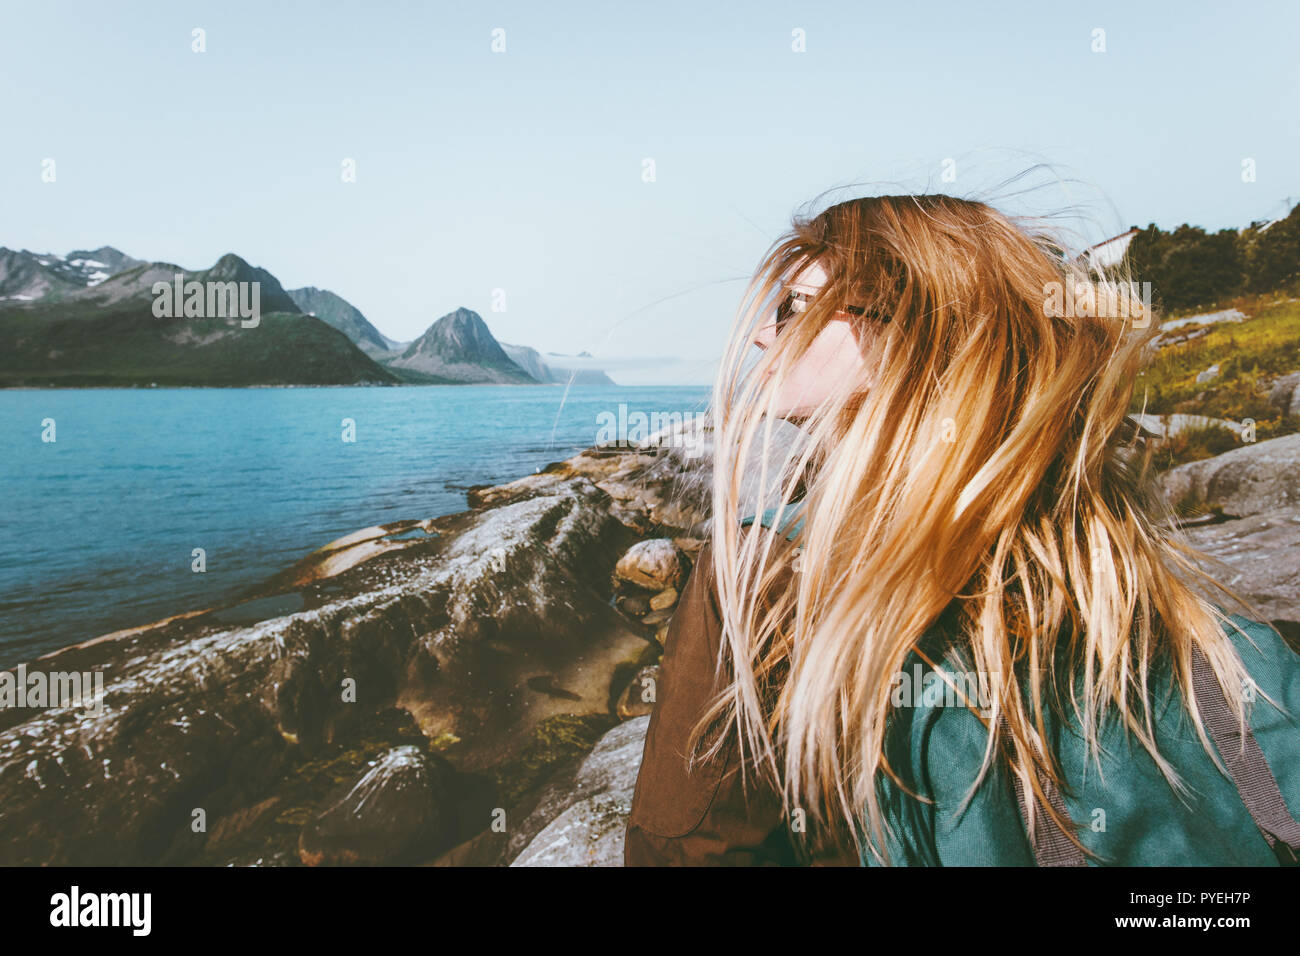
1010, 644, 1300, 866
1009, 763, 1088, 867
1191, 645, 1300, 865
997, 713, 1087, 867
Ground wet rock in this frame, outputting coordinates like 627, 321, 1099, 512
299, 745, 453, 866
617, 594, 649, 617
608, 503, 653, 534
207, 796, 283, 848
615, 539, 685, 591
641, 608, 674, 627
509, 716, 649, 867
615, 666, 660, 720
269, 519, 439, 589
511, 792, 633, 867
649, 587, 678, 611
467, 472, 571, 509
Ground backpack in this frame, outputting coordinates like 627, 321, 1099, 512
1005, 634, 1300, 867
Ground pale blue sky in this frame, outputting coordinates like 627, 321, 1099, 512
2, 0, 1296, 383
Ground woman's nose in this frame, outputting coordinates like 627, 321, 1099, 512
752, 321, 778, 350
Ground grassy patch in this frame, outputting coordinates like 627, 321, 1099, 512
1133, 295, 1300, 468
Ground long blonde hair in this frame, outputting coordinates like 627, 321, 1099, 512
703, 193, 1252, 860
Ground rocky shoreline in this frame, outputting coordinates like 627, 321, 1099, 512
0, 431, 1296, 866
0, 440, 711, 866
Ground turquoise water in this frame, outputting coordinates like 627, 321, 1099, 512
0, 386, 709, 662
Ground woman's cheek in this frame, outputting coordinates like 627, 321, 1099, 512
778, 320, 867, 413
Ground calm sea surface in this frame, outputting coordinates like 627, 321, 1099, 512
0, 385, 709, 663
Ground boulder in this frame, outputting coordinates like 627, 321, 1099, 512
1160, 432, 1300, 622
617, 594, 649, 617
509, 716, 649, 867
1159, 432, 1300, 517
641, 608, 674, 627
509, 792, 634, 867
1267, 371, 1300, 416
299, 745, 453, 866
0, 439, 709, 867
468, 445, 712, 534
615, 539, 686, 591
1180, 508, 1300, 622
649, 587, 679, 611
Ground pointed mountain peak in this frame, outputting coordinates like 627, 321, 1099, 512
206, 252, 255, 276
199, 254, 299, 313
65, 246, 139, 273
390, 307, 535, 383
437, 306, 485, 325
421, 307, 498, 345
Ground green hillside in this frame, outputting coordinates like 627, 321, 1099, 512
1134, 294, 1300, 468
0, 301, 397, 387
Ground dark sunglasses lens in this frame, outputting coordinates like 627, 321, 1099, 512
775, 293, 794, 330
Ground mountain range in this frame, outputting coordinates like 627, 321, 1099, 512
0, 250, 393, 387
0, 246, 616, 388
0, 246, 142, 301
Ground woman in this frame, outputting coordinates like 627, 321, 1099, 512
626, 193, 1300, 866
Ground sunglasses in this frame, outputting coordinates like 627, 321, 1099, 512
774, 290, 879, 334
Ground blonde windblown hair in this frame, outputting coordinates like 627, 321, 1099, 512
701, 192, 1253, 860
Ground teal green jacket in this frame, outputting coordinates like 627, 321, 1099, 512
863, 615, 1298, 866
743, 504, 1300, 866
